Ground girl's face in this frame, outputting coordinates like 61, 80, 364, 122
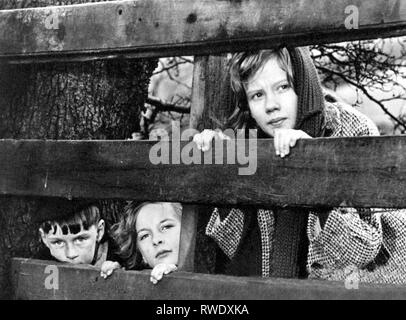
244, 57, 298, 137
136, 203, 181, 268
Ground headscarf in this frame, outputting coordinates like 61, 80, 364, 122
289, 47, 325, 137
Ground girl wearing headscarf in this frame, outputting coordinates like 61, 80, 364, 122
194, 47, 406, 284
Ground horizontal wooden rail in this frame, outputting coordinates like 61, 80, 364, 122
0, 0, 405, 63
0, 137, 406, 207
11, 258, 406, 300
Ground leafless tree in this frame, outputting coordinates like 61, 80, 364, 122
312, 38, 406, 133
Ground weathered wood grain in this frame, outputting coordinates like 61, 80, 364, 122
0, 137, 406, 207
0, 0, 405, 63
0, 136, 406, 207
177, 205, 198, 272
11, 258, 406, 300
189, 56, 207, 131
177, 58, 209, 273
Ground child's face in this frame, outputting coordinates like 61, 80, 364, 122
40, 221, 104, 264
136, 203, 181, 268
245, 57, 298, 137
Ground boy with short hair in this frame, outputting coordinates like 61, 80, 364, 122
34, 198, 116, 267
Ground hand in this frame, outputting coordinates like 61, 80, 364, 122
273, 129, 312, 158
150, 263, 177, 285
193, 129, 230, 152
127, 132, 143, 140
100, 261, 121, 279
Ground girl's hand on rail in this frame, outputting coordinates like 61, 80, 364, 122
150, 263, 178, 284
273, 129, 312, 158
193, 129, 231, 152
100, 260, 121, 279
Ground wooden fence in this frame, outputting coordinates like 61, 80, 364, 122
1, 0, 406, 299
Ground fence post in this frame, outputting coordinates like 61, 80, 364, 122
178, 54, 234, 272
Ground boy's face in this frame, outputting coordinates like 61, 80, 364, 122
245, 57, 298, 137
40, 220, 105, 264
136, 203, 181, 268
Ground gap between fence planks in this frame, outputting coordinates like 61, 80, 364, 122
0, 0, 405, 63
11, 258, 406, 300
0, 137, 405, 208
177, 57, 206, 272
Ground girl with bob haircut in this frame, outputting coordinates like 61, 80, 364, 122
101, 201, 182, 284
193, 46, 406, 284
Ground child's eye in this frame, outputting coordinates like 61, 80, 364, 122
249, 92, 263, 100
51, 240, 64, 247
161, 224, 174, 232
139, 234, 149, 241
74, 236, 87, 244
277, 83, 291, 92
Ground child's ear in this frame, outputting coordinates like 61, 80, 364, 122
39, 228, 50, 248
96, 219, 105, 242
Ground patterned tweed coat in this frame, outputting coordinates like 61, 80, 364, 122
206, 102, 406, 284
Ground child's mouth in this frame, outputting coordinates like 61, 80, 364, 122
268, 117, 286, 127
156, 250, 172, 259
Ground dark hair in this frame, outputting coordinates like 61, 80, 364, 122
40, 205, 101, 236
110, 201, 182, 270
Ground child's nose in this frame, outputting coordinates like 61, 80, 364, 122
152, 236, 163, 246
265, 96, 280, 113
65, 243, 78, 260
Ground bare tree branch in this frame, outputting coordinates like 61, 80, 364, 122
152, 60, 192, 76
146, 95, 190, 114
317, 65, 406, 131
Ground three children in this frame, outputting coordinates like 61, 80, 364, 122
35, 46, 406, 285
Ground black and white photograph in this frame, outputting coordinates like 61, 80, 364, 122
0, 0, 405, 306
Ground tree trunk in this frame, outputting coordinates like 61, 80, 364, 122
0, 0, 157, 299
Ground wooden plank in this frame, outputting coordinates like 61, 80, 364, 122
189, 56, 207, 131
0, 0, 405, 63
177, 58, 209, 273
178, 55, 233, 273
0, 137, 406, 207
177, 205, 198, 272
11, 258, 406, 300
